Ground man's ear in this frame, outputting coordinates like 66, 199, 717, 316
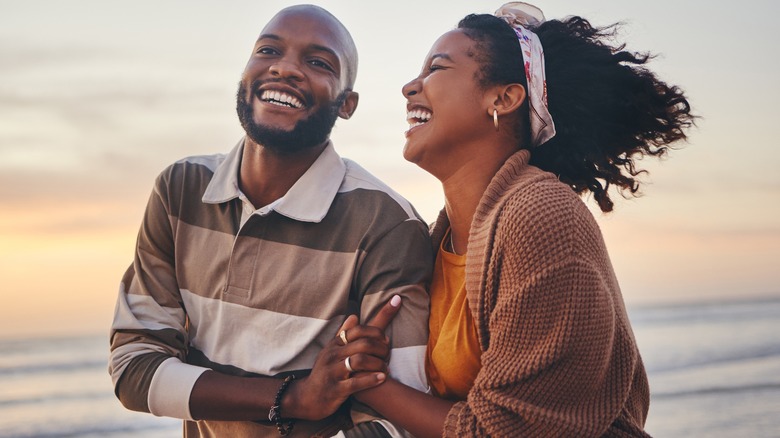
338, 90, 359, 119
486, 83, 526, 118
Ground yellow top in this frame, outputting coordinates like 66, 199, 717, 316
425, 230, 482, 400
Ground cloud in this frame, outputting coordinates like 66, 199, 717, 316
0, 165, 152, 206
0, 37, 235, 150
0, 43, 110, 74
0, 85, 229, 138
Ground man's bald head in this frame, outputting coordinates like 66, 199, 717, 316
264, 4, 358, 89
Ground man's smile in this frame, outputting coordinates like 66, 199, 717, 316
259, 90, 304, 109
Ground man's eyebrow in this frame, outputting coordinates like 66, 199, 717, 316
257, 33, 281, 42
310, 44, 339, 61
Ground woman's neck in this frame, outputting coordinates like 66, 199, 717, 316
441, 147, 514, 254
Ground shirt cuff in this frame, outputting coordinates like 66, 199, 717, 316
147, 357, 209, 420
388, 345, 429, 393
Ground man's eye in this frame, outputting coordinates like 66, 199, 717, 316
309, 59, 334, 71
257, 47, 278, 55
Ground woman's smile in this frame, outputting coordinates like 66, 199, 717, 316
405, 106, 433, 136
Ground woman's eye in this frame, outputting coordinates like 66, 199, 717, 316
429, 64, 444, 72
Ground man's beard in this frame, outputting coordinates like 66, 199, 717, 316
236, 80, 347, 156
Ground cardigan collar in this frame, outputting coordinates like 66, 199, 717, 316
430, 148, 533, 350
430, 149, 532, 252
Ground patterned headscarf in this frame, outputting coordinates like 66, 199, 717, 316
495, 2, 556, 147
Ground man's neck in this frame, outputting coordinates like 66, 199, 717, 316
239, 137, 329, 208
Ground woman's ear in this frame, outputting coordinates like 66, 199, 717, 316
486, 83, 526, 118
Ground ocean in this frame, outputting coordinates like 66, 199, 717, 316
1, 297, 778, 437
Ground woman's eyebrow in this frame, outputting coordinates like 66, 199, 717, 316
431, 53, 453, 62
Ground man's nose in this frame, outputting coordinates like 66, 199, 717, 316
269, 58, 304, 81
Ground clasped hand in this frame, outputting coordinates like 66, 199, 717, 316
284, 296, 401, 421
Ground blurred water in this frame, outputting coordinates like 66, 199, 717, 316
0, 335, 179, 437
1, 297, 778, 437
634, 297, 780, 437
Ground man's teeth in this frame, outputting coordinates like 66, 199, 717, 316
260, 90, 303, 109
407, 109, 432, 128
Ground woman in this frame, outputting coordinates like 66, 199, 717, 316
345, 2, 694, 437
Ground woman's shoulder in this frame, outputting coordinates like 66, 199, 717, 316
494, 165, 601, 256
503, 165, 586, 222
486, 150, 581, 214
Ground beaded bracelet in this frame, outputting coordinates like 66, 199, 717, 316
268, 375, 296, 436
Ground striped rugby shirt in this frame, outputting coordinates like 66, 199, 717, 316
109, 139, 432, 437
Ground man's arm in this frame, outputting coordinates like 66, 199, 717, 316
109, 177, 196, 418
190, 315, 391, 422
346, 217, 432, 436
356, 219, 432, 392
109, 174, 389, 422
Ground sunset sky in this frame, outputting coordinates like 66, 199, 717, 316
1, 0, 778, 338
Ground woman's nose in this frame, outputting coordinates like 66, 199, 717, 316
402, 78, 420, 97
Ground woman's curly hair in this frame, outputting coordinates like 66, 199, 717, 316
458, 14, 695, 212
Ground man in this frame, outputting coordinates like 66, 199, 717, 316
109, 5, 431, 437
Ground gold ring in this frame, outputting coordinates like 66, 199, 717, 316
338, 330, 349, 345
345, 356, 354, 373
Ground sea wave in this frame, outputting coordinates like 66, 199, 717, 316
0, 422, 178, 438
629, 296, 780, 326
653, 382, 780, 400
0, 359, 105, 376
645, 345, 780, 374
0, 390, 111, 408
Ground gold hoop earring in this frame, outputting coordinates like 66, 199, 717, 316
493, 109, 499, 131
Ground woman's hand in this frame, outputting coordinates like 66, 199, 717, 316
283, 296, 403, 420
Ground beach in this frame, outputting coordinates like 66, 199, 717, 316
1, 296, 779, 437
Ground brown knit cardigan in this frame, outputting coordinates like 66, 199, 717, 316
430, 150, 651, 437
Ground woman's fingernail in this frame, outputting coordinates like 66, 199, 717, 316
376, 373, 386, 382
390, 295, 401, 307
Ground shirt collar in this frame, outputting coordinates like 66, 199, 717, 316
202, 138, 346, 223
201, 138, 244, 205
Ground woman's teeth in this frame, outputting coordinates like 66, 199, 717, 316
407, 109, 432, 128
